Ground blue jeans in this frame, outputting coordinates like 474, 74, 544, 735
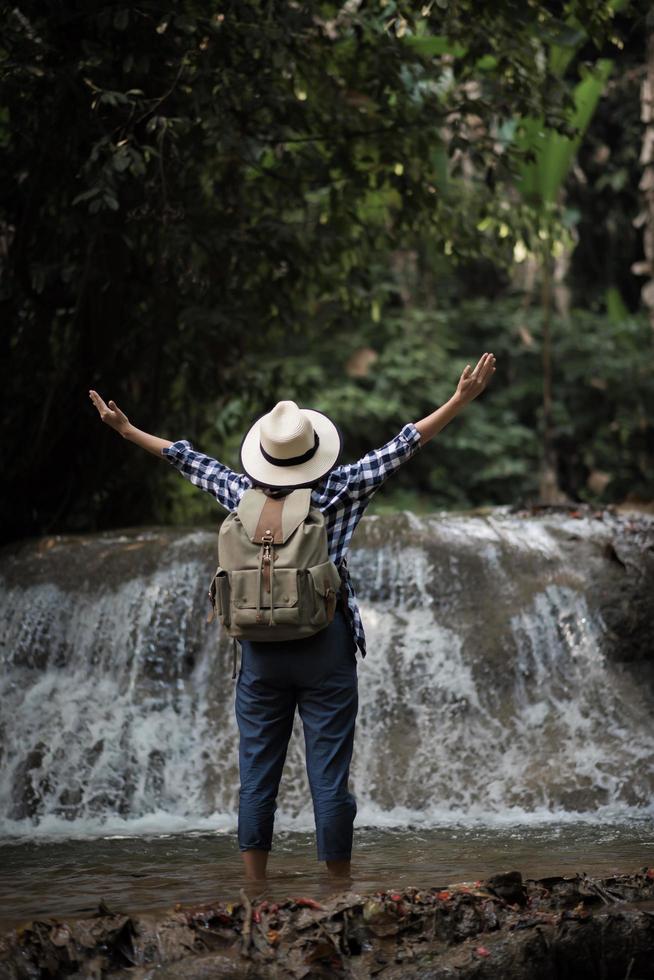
235, 608, 358, 861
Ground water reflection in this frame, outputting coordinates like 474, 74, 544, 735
1, 822, 652, 929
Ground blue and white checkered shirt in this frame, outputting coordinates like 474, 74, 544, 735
162, 422, 423, 658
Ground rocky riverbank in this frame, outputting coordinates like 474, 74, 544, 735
1, 869, 653, 979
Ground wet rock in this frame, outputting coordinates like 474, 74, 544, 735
7, 743, 49, 820
486, 870, 527, 907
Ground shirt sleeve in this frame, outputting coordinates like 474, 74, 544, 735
161, 440, 251, 512
343, 422, 422, 501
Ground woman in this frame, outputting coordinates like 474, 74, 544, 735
89, 351, 495, 881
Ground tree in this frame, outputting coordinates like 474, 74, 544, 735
632, 9, 654, 329
0, 0, 628, 542
514, 35, 615, 502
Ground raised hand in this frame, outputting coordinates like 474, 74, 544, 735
455, 352, 496, 405
88, 389, 130, 436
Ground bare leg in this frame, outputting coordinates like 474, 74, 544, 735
242, 849, 269, 881
326, 859, 351, 879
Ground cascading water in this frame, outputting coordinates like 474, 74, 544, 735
1, 509, 653, 838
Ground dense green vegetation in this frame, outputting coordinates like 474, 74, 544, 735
1, 1, 651, 543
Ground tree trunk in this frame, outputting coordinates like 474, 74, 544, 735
634, 17, 654, 329
538, 243, 570, 504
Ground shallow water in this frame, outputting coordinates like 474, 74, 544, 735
2, 821, 653, 930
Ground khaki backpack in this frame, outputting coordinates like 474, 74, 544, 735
206, 487, 343, 649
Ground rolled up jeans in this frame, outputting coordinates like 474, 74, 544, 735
235, 607, 358, 862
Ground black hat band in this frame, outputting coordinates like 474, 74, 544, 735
259, 432, 320, 468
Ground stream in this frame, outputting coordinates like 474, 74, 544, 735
1, 507, 652, 926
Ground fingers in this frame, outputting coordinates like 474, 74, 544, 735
470, 352, 490, 374
481, 352, 495, 381
88, 389, 111, 419
109, 399, 128, 423
464, 353, 496, 399
470, 352, 496, 384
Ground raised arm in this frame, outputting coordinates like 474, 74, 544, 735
88, 388, 249, 511
340, 423, 423, 501
88, 389, 171, 456
414, 352, 496, 445
341, 351, 496, 501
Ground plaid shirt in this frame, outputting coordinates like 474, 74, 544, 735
162, 422, 422, 658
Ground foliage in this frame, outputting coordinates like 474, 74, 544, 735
515, 60, 614, 213
446, 299, 654, 507
0, 0, 644, 542
154, 298, 654, 526
568, 42, 646, 310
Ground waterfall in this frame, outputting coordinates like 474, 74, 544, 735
1, 510, 653, 837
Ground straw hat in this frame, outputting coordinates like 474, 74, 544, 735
239, 400, 342, 489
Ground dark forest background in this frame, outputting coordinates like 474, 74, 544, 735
2, 0, 653, 546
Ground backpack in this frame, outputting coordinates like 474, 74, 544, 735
206, 487, 343, 646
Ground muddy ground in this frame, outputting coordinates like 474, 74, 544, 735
1, 868, 653, 979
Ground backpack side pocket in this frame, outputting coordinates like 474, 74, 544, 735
307, 559, 342, 628
209, 566, 231, 628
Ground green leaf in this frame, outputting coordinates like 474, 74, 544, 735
547, 19, 587, 78
113, 151, 131, 172
515, 60, 613, 206
476, 54, 498, 71
71, 187, 99, 205
114, 9, 129, 31
403, 35, 467, 58
605, 286, 629, 323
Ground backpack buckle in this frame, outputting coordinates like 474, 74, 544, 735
259, 532, 276, 602
206, 580, 216, 624
325, 586, 337, 620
